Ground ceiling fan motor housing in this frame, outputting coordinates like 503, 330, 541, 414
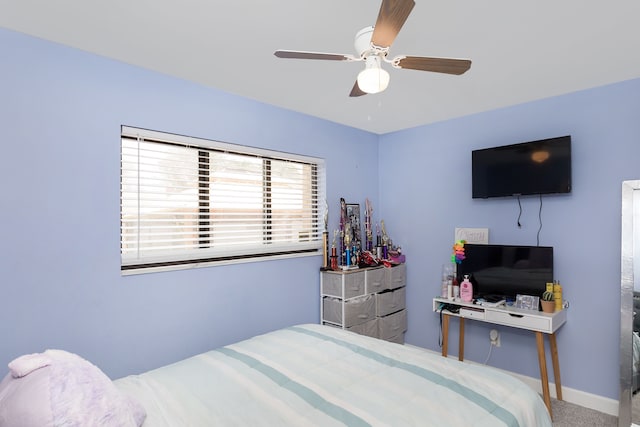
354, 26, 375, 57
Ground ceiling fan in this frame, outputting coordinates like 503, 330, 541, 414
274, 0, 471, 97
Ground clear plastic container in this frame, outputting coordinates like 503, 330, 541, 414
441, 263, 454, 298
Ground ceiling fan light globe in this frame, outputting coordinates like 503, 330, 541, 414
357, 67, 390, 94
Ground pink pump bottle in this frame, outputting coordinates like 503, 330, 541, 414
460, 275, 473, 302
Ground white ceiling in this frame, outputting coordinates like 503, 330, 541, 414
2, 0, 639, 134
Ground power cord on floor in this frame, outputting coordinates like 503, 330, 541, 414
483, 341, 494, 365
438, 308, 443, 348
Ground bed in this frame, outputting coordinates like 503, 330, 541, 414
0, 324, 551, 426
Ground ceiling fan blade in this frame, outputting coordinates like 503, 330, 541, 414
371, 0, 416, 48
274, 50, 356, 61
393, 56, 472, 75
349, 81, 367, 97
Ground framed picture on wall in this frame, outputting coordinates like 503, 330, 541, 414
346, 203, 362, 251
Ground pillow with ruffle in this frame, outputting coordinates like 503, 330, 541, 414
0, 349, 146, 427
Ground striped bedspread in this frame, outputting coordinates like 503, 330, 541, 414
115, 324, 551, 426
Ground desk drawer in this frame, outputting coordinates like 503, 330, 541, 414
460, 307, 485, 321
485, 310, 552, 332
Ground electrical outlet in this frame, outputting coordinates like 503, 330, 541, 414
490, 329, 500, 347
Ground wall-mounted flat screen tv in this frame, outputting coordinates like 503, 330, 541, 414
457, 244, 553, 302
472, 135, 572, 199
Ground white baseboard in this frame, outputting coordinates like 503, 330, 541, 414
507, 370, 618, 416
405, 344, 618, 417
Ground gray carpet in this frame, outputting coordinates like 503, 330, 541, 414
551, 399, 617, 427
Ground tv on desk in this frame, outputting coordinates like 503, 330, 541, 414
457, 244, 554, 302
472, 135, 571, 199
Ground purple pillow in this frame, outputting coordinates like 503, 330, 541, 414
0, 350, 146, 427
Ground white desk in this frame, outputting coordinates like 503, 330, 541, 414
432, 297, 567, 418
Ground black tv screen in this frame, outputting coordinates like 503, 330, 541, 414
472, 135, 572, 199
457, 244, 553, 301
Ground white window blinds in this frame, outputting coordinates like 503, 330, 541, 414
120, 126, 325, 273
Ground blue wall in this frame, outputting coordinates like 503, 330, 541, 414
0, 28, 378, 379
1, 26, 638, 401
378, 79, 640, 399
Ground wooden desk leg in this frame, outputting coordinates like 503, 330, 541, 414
442, 313, 450, 358
459, 317, 465, 361
535, 331, 552, 418
549, 333, 562, 401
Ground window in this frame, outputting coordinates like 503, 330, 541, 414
120, 126, 326, 274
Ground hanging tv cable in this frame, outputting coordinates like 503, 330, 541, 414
516, 195, 522, 228
537, 194, 543, 246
